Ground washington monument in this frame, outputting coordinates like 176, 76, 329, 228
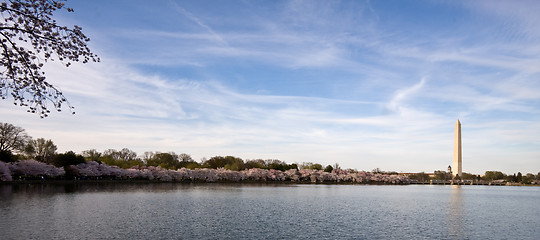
453, 119, 462, 177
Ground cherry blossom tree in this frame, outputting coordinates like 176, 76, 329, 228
8, 159, 64, 177
0, 0, 99, 117
1, 155, 412, 184
0, 160, 12, 180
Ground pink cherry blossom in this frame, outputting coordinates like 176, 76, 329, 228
0, 161, 12, 181
1, 160, 411, 184
8, 160, 65, 178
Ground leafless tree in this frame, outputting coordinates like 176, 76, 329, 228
24, 137, 56, 162
0, 122, 30, 152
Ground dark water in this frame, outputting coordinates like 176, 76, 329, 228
0, 183, 539, 239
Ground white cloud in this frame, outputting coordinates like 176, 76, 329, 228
387, 77, 426, 112
2, 0, 540, 174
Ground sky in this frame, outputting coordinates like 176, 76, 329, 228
1, 0, 540, 174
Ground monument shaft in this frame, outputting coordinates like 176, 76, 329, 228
453, 119, 462, 177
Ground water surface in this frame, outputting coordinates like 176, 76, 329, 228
1, 183, 538, 239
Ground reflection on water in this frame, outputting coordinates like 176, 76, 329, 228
0, 183, 172, 199
1, 183, 539, 239
447, 185, 464, 239
0, 182, 194, 195
0, 182, 289, 197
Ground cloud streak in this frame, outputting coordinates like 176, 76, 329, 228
169, 1, 228, 46
2, 0, 539, 174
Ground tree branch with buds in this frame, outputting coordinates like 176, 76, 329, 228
0, 0, 99, 117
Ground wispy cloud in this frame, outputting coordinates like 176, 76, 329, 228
462, 0, 540, 39
387, 77, 426, 112
2, 0, 539, 174
169, 1, 228, 46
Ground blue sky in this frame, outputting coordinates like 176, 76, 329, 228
2, 0, 540, 174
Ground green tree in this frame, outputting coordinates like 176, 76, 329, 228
0, 0, 99, 117
522, 173, 535, 184
408, 172, 430, 182
483, 171, 505, 181
147, 152, 179, 169
324, 165, 333, 173
517, 172, 523, 183
177, 153, 197, 168
99, 155, 116, 167
53, 150, 85, 167
433, 170, 451, 181
183, 162, 200, 169
301, 162, 323, 171
288, 163, 298, 170
266, 159, 295, 171
505, 174, 517, 182
245, 159, 266, 169
203, 156, 245, 170
461, 172, 476, 180
100, 148, 143, 168
82, 149, 101, 162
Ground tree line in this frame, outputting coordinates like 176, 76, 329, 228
0, 122, 337, 172
407, 170, 540, 184
2, 122, 539, 184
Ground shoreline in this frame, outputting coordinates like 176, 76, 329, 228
0, 179, 403, 185
2, 179, 538, 187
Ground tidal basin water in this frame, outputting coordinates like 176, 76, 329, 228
1, 183, 539, 239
